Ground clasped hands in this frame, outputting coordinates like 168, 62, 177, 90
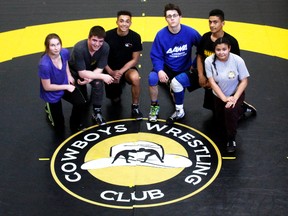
225, 96, 237, 108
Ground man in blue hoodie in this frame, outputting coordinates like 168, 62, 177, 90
148, 3, 201, 124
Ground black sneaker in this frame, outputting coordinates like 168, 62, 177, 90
242, 101, 257, 117
166, 109, 185, 125
92, 112, 106, 125
132, 106, 143, 120
226, 140, 236, 153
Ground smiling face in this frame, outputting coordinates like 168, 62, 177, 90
88, 36, 104, 52
215, 43, 231, 61
116, 15, 131, 35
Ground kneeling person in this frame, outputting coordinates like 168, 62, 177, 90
104, 10, 143, 120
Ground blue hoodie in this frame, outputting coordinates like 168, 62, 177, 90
150, 24, 201, 73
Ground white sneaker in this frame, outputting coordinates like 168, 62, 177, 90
166, 109, 185, 125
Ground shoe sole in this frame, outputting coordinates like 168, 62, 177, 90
149, 120, 157, 122
243, 101, 257, 110
166, 116, 184, 125
148, 115, 158, 122
243, 101, 257, 115
226, 147, 236, 153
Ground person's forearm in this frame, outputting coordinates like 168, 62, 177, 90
42, 82, 70, 92
119, 59, 137, 74
234, 79, 248, 100
104, 65, 113, 75
79, 68, 104, 79
119, 52, 140, 74
208, 78, 227, 102
197, 55, 205, 76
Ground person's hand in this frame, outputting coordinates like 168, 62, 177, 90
225, 96, 237, 108
204, 82, 211, 88
158, 70, 169, 83
101, 74, 114, 84
112, 78, 120, 84
68, 76, 75, 85
199, 74, 209, 87
113, 70, 123, 80
67, 84, 76, 92
77, 78, 91, 85
225, 101, 235, 108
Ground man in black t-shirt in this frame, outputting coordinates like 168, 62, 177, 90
104, 10, 143, 120
196, 9, 257, 116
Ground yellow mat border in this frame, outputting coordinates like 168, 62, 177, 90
0, 17, 287, 62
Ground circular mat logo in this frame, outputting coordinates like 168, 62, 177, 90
51, 119, 222, 209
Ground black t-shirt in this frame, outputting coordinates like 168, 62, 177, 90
198, 31, 240, 59
105, 28, 142, 70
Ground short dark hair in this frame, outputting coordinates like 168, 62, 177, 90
214, 37, 231, 49
209, 9, 225, 21
164, 3, 182, 17
117, 10, 132, 18
88, 26, 106, 39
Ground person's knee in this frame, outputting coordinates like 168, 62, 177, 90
171, 78, 184, 93
174, 73, 190, 90
91, 80, 103, 89
148, 71, 159, 86
128, 72, 141, 85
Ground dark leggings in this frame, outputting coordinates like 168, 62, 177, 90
213, 92, 245, 141
46, 86, 87, 131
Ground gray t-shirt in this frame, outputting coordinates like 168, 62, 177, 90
205, 53, 250, 96
69, 39, 109, 74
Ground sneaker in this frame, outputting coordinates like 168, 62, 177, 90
226, 140, 236, 153
148, 105, 160, 122
166, 109, 185, 125
132, 107, 143, 120
45, 104, 55, 126
92, 112, 106, 125
242, 101, 257, 117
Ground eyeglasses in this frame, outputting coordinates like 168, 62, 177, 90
166, 14, 179, 19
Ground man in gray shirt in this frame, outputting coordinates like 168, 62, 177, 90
69, 26, 114, 126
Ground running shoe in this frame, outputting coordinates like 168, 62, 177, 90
92, 111, 106, 125
166, 109, 185, 125
148, 105, 160, 122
